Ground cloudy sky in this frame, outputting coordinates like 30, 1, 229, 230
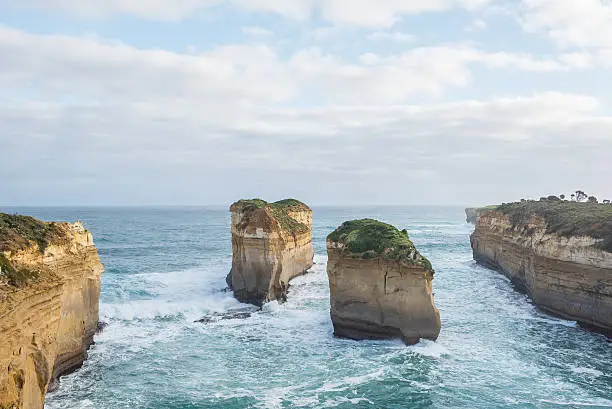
1, 0, 611, 206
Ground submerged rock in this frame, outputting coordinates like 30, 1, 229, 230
0, 214, 104, 409
471, 201, 612, 336
195, 308, 260, 324
227, 199, 314, 306
326, 219, 441, 345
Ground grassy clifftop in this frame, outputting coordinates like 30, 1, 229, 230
0, 213, 69, 287
495, 201, 612, 252
230, 198, 311, 234
0, 213, 69, 253
327, 219, 433, 271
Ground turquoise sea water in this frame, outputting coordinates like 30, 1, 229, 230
4, 206, 611, 409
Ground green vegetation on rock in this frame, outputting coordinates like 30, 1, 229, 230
234, 199, 268, 209
0, 213, 68, 253
0, 253, 40, 287
232, 198, 310, 234
496, 201, 612, 252
327, 219, 433, 271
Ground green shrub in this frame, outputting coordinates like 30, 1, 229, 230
328, 219, 433, 271
232, 198, 310, 234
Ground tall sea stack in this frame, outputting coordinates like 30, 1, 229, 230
227, 199, 314, 306
471, 201, 612, 336
0, 214, 104, 409
326, 219, 441, 345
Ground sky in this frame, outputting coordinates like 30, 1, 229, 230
1, 0, 611, 206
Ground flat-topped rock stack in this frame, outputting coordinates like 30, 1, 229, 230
227, 199, 314, 306
326, 219, 441, 345
0, 213, 104, 409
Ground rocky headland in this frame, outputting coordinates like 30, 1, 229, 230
227, 199, 314, 306
0, 213, 103, 409
470, 201, 612, 336
326, 219, 441, 345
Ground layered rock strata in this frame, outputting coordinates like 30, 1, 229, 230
0, 214, 103, 409
326, 219, 441, 345
471, 205, 612, 336
227, 199, 314, 306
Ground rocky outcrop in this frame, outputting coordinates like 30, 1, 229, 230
227, 199, 314, 306
0, 215, 103, 409
326, 219, 441, 345
466, 206, 496, 224
471, 205, 612, 336
465, 208, 480, 224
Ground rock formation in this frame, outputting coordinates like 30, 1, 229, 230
466, 206, 497, 224
227, 199, 314, 306
0, 214, 103, 409
326, 219, 441, 345
465, 208, 479, 224
471, 201, 612, 336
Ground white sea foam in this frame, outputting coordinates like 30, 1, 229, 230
538, 398, 612, 407
409, 339, 450, 358
568, 366, 604, 378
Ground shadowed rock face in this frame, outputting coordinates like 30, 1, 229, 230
0, 216, 103, 409
471, 209, 612, 336
227, 199, 314, 306
326, 219, 441, 345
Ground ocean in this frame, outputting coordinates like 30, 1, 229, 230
4, 206, 610, 409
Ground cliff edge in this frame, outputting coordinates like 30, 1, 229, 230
470, 201, 612, 336
466, 206, 498, 224
227, 199, 314, 306
0, 213, 103, 409
326, 219, 441, 345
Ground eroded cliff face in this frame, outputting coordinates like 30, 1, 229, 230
471, 211, 612, 335
465, 208, 479, 224
0, 220, 103, 409
228, 199, 314, 306
326, 220, 440, 345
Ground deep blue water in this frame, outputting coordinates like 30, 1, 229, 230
3, 206, 610, 409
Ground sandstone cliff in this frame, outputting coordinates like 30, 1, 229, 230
326, 219, 441, 345
471, 202, 612, 336
0, 214, 103, 409
227, 199, 314, 306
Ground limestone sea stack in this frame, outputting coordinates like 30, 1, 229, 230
0, 214, 103, 409
227, 199, 314, 306
471, 201, 612, 336
326, 219, 441, 345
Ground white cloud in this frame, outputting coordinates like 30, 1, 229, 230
318, 0, 492, 27
367, 31, 416, 43
242, 26, 273, 37
3, 92, 611, 205
232, 0, 312, 20
0, 25, 595, 113
466, 19, 487, 31
520, 0, 612, 49
0, 0, 492, 25
0, 26, 294, 106
0, 0, 223, 20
